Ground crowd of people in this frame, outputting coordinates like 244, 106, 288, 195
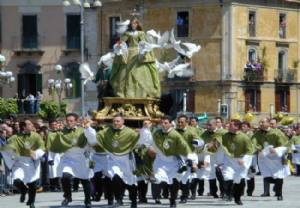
0, 113, 299, 208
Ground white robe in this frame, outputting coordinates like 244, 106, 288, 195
196, 153, 211, 180
48, 151, 62, 179
93, 152, 108, 174
1, 149, 45, 184
221, 151, 253, 183
58, 147, 94, 179
258, 146, 290, 179
105, 153, 136, 185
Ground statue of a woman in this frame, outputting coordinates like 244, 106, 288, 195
110, 18, 161, 98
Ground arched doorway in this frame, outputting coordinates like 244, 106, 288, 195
18, 61, 42, 98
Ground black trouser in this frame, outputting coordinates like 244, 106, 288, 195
224, 180, 233, 199
169, 179, 180, 205
151, 182, 164, 200
232, 179, 245, 202
216, 167, 225, 195
209, 179, 218, 196
180, 181, 190, 200
190, 178, 204, 196
273, 179, 283, 197
262, 177, 272, 195
49, 177, 61, 191
246, 177, 255, 195
61, 173, 91, 203
72, 177, 80, 191
92, 171, 104, 199
138, 180, 148, 201
105, 175, 137, 204
296, 164, 300, 176
14, 179, 37, 205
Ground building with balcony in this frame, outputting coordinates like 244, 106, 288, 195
98, 0, 300, 121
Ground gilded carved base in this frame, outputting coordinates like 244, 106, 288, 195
93, 97, 164, 121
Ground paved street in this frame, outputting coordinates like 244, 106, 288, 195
0, 176, 299, 208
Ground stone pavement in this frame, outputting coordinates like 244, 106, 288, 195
0, 176, 299, 208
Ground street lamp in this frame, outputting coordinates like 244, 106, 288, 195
0, 54, 15, 86
63, 0, 102, 117
48, 64, 73, 114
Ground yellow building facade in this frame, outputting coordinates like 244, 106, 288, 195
99, 0, 300, 120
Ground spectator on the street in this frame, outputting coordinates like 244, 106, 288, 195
26, 94, 35, 114
35, 91, 43, 113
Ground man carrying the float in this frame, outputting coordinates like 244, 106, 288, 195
219, 119, 253, 205
252, 117, 290, 200
47, 119, 61, 192
0, 119, 45, 208
200, 119, 227, 198
152, 116, 196, 208
48, 113, 96, 208
175, 114, 199, 203
86, 114, 139, 208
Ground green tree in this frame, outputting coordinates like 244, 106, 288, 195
0, 98, 18, 118
37, 100, 67, 120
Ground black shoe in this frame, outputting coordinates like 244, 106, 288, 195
277, 196, 283, 201
224, 195, 232, 201
20, 193, 26, 203
170, 200, 176, 208
138, 198, 148, 203
85, 202, 92, 208
26, 203, 35, 208
179, 198, 187, 203
93, 193, 101, 202
261, 193, 270, 197
234, 200, 243, 205
198, 192, 203, 196
116, 199, 124, 206
190, 193, 196, 200
108, 200, 114, 206
131, 202, 137, 208
61, 198, 72, 206
247, 192, 252, 196
212, 194, 219, 198
155, 199, 161, 204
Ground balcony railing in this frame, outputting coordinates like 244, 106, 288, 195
243, 69, 264, 82
275, 69, 297, 82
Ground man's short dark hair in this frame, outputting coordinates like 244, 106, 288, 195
161, 115, 172, 123
66, 113, 79, 120
215, 116, 223, 122
177, 114, 188, 121
190, 116, 198, 122
113, 113, 124, 119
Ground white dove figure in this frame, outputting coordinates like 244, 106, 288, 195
167, 63, 191, 79
79, 63, 94, 85
169, 28, 181, 47
146, 30, 170, 48
98, 52, 115, 67
174, 42, 201, 59
116, 19, 130, 34
138, 41, 160, 55
155, 56, 181, 73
